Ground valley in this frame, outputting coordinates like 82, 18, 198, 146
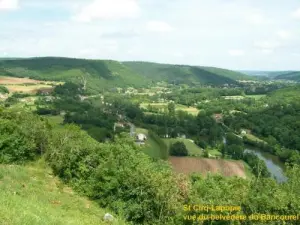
1, 57, 300, 225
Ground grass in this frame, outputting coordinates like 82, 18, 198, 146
246, 94, 266, 99
135, 128, 163, 159
163, 138, 203, 156
245, 133, 265, 143
242, 161, 255, 179
0, 160, 126, 225
140, 103, 199, 116
43, 115, 64, 125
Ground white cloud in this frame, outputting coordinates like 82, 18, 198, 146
146, 21, 174, 32
254, 41, 282, 55
228, 49, 245, 56
276, 30, 292, 39
260, 49, 273, 55
254, 40, 281, 49
73, 0, 140, 22
174, 52, 184, 58
245, 11, 271, 25
291, 8, 300, 19
0, 0, 18, 10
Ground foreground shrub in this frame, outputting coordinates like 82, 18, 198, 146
0, 108, 50, 163
46, 127, 186, 224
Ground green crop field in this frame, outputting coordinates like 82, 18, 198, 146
140, 103, 199, 116
246, 94, 266, 99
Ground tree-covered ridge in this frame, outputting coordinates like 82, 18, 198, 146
123, 61, 254, 85
0, 57, 254, 94
267, 85, 300, 102
0, 57, 150, 94
201, 67, 255, 81
274, 71, 300, 82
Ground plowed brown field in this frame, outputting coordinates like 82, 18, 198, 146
0, 76, 41, 84
169, 157, 246, 178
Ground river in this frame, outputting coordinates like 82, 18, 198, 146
244, 146, 287, 183
223, 137, 287, 182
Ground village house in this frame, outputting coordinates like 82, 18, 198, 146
213, 114, 223, 123
136, 133, 147, 145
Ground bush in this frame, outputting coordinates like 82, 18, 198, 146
170, 141, 188, 156
12, 92, 31, 98
0, 109, 50, 163
46, 128, 185, 224
0, 85, 9, 94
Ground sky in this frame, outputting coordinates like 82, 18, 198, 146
1, 0, 300, 70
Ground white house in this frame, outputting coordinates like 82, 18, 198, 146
241, 130, 247, 136
136, 133, 147, 142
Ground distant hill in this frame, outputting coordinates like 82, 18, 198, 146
1, 57, 252, 94
274, 71, 300, 82
268, 85, 300, 102
0, 57, 149, 94
123, 61, 253, 85
240, 70, 300, 81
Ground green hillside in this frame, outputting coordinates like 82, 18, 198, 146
1, 58, 252, 94
268, 85, 300, 102
201, 67, 254, 80
0, 57, 150, 94
0, 161, 126, 225
124, 61, 253, 85
274, 71, 300, 81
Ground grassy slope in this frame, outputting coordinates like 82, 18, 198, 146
135, 128, 163, 159
0, 161, 126, 225
163, 138, 203, 156
124, 61, 253, 85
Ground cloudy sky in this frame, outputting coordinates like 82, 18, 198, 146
1, 0, 300, 70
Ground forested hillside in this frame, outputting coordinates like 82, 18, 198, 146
0, 57, 150, 94
124, 61, 253, 85
274, 71, 300, 82
0, 57, 251, 94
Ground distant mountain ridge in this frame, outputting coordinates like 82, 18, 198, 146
1, 57, 253, 94
240, 70, 300, 81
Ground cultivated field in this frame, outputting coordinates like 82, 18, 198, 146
140, 103, 199, 116
0, 76, 63, 94
169, 157, 246, 178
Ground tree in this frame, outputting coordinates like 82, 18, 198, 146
168, 102, 176, 117
0, 85, 9, 94
170, 142, 188, 156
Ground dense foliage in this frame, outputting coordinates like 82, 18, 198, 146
170, 142, 188, 156
1, 106, 300, 224
124, 61, 252, 86
0, 85, 9, 94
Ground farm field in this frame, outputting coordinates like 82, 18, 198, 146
0, 76, 63, 94
169, 157, 246, 178
140, 103, 199, 116
246, 94, 266, 99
